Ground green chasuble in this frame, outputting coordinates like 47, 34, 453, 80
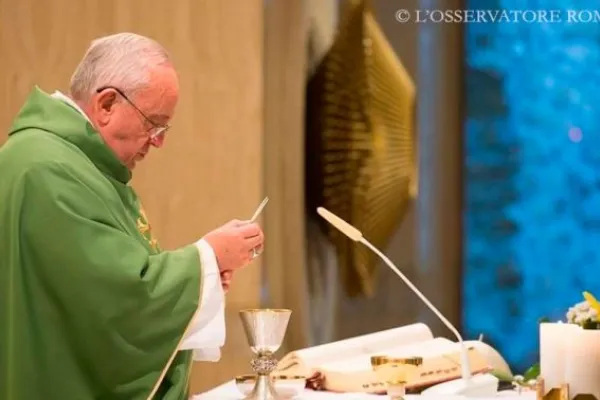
0, 87, 203, 400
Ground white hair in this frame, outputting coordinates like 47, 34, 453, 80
69, 32, 172, 101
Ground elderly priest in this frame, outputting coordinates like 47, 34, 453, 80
0, 33, 264, 400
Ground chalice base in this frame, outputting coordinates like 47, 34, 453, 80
387, 382, 406, 400
243, 375, 286, 400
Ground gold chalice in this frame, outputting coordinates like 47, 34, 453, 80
239, 309, 292, 400
371, 355, 423, 400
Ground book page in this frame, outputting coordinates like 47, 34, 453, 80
277, 323, 433, 373
274, 325, 507, 395
319, 337, 456, 372
318, 339, 493, 394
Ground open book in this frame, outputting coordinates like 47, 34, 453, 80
276, 323, 512, 394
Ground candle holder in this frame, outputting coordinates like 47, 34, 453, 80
536, 378, 569, 400
536, 377, 598, 400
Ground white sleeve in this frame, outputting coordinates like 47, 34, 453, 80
179, 239, 226, 362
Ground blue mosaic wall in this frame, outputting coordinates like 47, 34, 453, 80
462, 0, 600, 373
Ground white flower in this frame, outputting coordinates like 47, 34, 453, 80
567, 308, 576, 323
566, 300, 598, 325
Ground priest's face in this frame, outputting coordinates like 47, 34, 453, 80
92, 66, 179, 169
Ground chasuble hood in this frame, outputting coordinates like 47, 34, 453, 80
8, 86, 132, 184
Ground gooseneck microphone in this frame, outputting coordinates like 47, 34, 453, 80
316, 207, 498, 397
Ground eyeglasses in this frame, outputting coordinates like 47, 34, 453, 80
95, 86, 170, 140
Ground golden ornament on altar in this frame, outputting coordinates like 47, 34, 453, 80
370, 355, 422, 400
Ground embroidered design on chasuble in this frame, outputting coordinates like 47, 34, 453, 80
136, 205, 160, 252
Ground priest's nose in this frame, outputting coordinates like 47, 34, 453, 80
150, 134, 165, 148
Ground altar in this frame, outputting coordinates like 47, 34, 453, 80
193, 380, 535, 400
193, 316, 530, 400
199, 302, 600, 400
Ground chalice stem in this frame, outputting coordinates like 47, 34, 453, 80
244, 353, 283, 400
239, 308, 292, 400
243, 374, 281, 400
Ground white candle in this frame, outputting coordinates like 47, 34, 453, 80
540, 322, 579, 392
565, 328, 600, 400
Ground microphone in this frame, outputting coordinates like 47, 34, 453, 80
316, 207, 499, 397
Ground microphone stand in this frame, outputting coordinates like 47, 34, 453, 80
316, 207, 498, 397
360, 238, 472, 382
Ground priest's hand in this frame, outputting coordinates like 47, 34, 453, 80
203, 219, 264, 275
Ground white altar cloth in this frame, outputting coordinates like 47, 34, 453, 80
193, 380, 537, 400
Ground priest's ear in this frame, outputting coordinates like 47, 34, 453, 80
96, 89, 118, 112
93, 88, 119, 125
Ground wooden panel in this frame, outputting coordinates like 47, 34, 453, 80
263, 0, 310, 354
0, 0, 264, 393
411, 0, 463, 336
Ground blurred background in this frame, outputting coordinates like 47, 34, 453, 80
2, 0, 599, 394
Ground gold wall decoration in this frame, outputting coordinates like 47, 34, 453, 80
305, 0, 417, 297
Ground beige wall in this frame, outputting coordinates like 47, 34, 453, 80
262, 0, 311, 356
0, 0, 268, 393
